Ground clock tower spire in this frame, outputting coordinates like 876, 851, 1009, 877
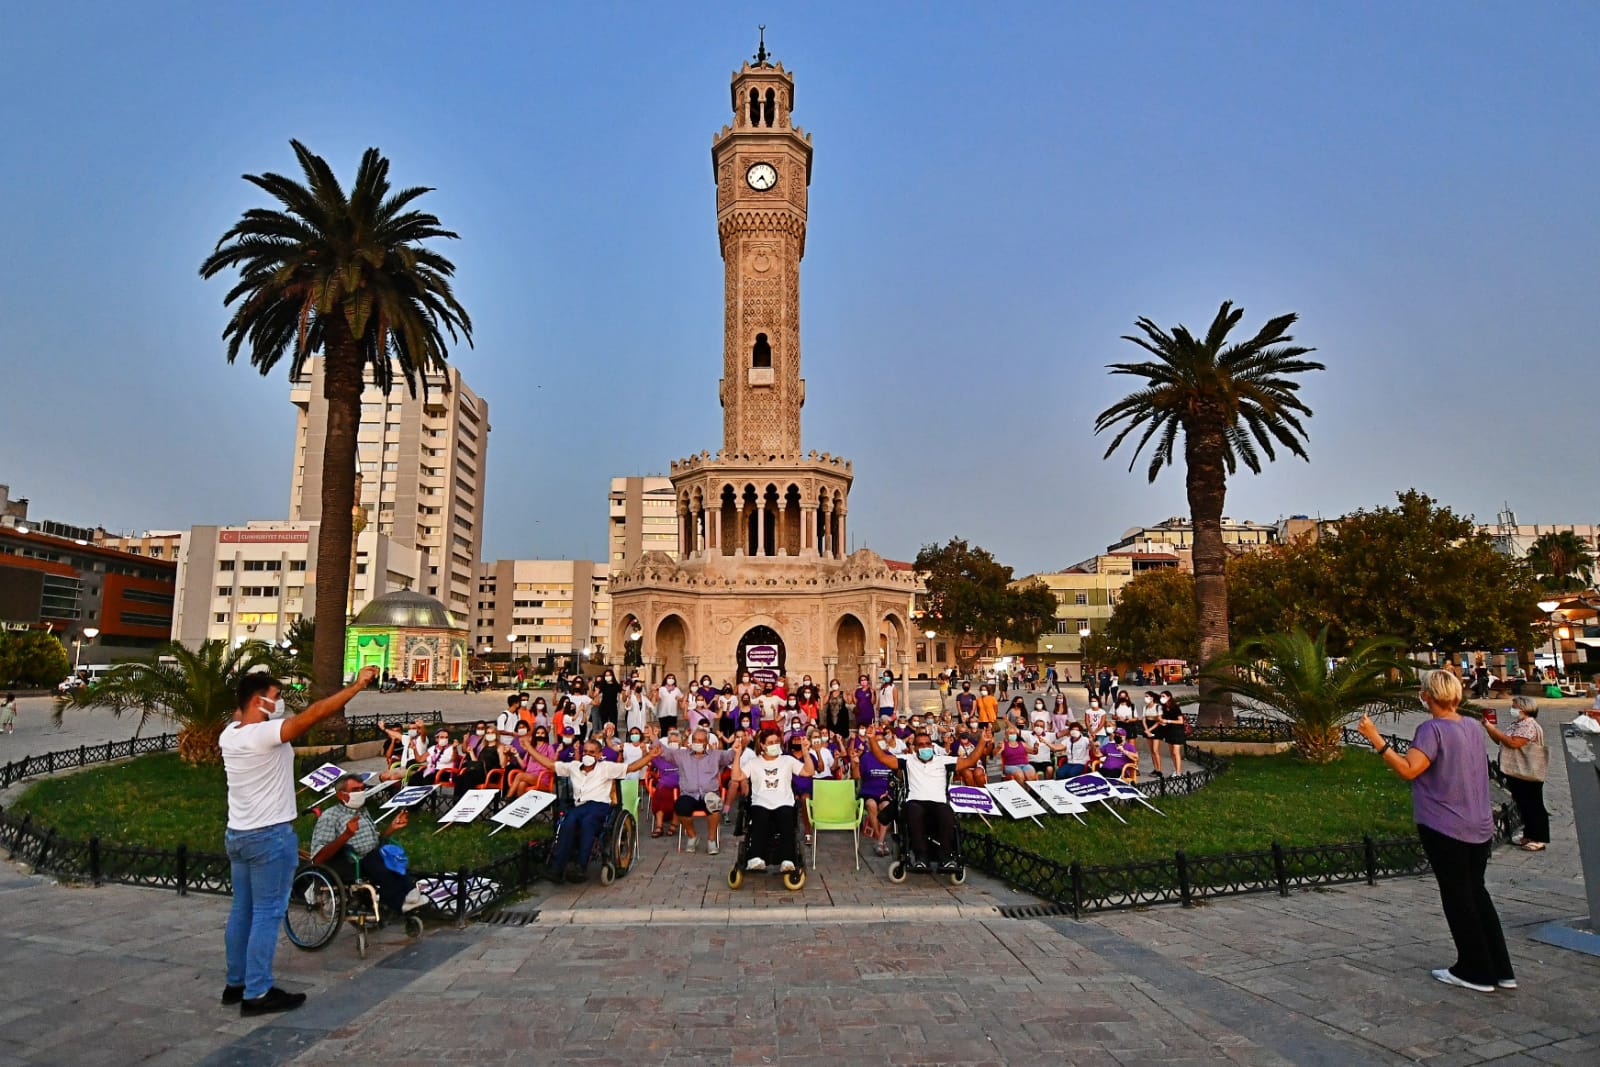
712, 42, 813, 456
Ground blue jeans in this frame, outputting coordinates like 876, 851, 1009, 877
551, 801, 611, 870
224, 822, 299, 998
1055, 762, 1085, 780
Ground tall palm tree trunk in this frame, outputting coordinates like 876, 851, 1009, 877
312, 338, 363, 707
1185, 419, 1234, 726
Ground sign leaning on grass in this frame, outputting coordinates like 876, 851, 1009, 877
435, 788, 499, 828
986, 780, 1048, 823
1026, 779, 1089, 821
488, 790, 557, 834
949, 785, 998, 816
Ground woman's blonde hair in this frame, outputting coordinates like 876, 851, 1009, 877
1420, 668, 1463, 709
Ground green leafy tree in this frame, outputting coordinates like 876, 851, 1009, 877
1229, 491, 1543, 657
0, 630, 71, 688
1088, 569, 1198, 667
1096, 301, 1324, 725
915, 539, 1059, 675
59, 640, 302, 765
1526, 530, 1596, 593
1203, 628, 1418, 764
201, 141, 472, 702
284, 616, 316, 682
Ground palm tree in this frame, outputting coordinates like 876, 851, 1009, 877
200, 141, 471, 701
1202, 629, 1416, 764
1095, 301, 1323, 726
1527, 530, 1596, 592
58, 640, 303, 765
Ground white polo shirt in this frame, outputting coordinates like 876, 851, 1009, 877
220, 720, 296, 830
554, 759, 626, 805
903, 752, 958, 803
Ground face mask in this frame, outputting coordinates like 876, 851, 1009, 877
666, 679, 675, 687
691, 742, 707, 754
765, 743, 782, 757
1070, 731, 1082, 740
517, 730, 529, 737
1007, 733, 1018, 742
917, 747, 935, 761
857, 728, 867, 737
344, 790, 368, 808
534, 735, 548, 743
882, 675, 891, 683
580, 754, 597, 768
261, 696, 287, 720
788, 701, 798, 709
435, 738, 449, 747
475, 729, 485, 737
406, 729, 417, 739
667, 737, 680, 747
485, 734, 497, 745
629, 732, 642, 742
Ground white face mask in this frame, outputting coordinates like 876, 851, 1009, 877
261, 695, 287, 720
406, 729, 417, 739
580, 754, 597, 768
343, 790, 369, 808
485, 734, 497, 745
474, 729, 484, 737
690, 742, 706, 754
765, 743, 782, 757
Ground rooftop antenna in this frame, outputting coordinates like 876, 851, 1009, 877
754, 25, 770, 65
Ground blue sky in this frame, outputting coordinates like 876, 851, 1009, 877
2, 2, 1595, 575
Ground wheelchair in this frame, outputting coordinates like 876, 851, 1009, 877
548, 776, 639, 885
725, 794, 807, 892
883, 770, 966, 887
284, 851, 423, 960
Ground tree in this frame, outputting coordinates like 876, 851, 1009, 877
0, 630, 71, 688
1203, 628, 1418, 764
914, 539, 1059, 675
1096, 302, 1324, 725
200, 141, 472, 702
284, 616, 316, 682
1526, 530, 1596, 593
59, 640, 302, 764
1086, 569, 1198, 667
1229, 491, 1544, 658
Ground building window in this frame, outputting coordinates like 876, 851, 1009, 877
217, 586, 233, 597
751, 332, 772, 368
936, 642, 948, 662
214, 613, 227, 623
1054, 620, 1071, 635
289, 560, 307, 572
1074, 593, 1088, 605
218, 560, 235, 571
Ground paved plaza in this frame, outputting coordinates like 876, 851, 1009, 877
2, 689, 1598, 1065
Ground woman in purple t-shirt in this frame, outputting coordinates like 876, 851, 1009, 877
1358, 669, 1512, 993
854, 731, 896, 856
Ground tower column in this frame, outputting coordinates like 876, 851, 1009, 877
801, 503, 816, 555
776, 499, 789, 557
759, 500, 771, 557
735, 501, 747, 557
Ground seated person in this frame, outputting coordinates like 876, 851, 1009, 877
865, 724, 991, 872
1097, 728, 1139, 781
647, 729, 683, 838
1053, 725, 1094, 780
507, 726, 556, 798
999, 727, 1036, 782
650, 726, 734, 853
523, 737, 655, 883
456, 727, 521, 795
421, 729, 462, 785
377, 719, 428, 781
309, 774, 425, 914
731, 728, 815, 873
950, 729, 988, 788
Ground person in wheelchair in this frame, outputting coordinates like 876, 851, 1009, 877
730, 728, 816, 873
309, 774, 426, 915
865, 723, 991, 872
524, 737, 655, 882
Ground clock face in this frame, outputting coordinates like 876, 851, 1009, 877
746, 162, 778, 191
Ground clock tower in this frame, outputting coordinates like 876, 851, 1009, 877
712, 43, 813, 456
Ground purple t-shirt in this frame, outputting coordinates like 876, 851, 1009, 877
854, 688, 876, 726
858, 749, 893, 799
1410, 717, 1494, 843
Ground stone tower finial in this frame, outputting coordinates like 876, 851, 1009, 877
755, 25, 770, 66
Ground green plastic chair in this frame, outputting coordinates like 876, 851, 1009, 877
619, 778, 643, 820
806, 779, 864, 870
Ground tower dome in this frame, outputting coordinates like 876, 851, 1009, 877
352, 589, 461, 630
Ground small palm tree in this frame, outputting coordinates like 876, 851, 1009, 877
1095, 301, 1324, 726
1202, 628, 1416, 764
57, 640, 303, 765
1527, 530, 1596, 592
200, 141, 471, 701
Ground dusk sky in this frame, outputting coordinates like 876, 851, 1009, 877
3, 3, 1595, 576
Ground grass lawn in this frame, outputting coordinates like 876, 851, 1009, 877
969, 753, 1415, 868
6, 753, 547, 872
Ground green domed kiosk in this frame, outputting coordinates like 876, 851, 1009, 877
343, 589, 469, 687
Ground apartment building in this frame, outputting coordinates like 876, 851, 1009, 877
608, 476, 678, 569
94, 529, 185, 561
472, 559, 611, 669
289, 359, 489, 626
171, 521, 421, 649
1106, 515, 1278, 554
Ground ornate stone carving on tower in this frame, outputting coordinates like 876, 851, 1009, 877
610, 39, 920, 694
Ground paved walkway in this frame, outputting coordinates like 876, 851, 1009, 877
2, 692, 1597, 1065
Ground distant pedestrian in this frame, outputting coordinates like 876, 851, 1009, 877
0, 692, 15, 734
1358, 669, 1513, 994
221, 665, 377, 1016
1485, 696, 1548, 851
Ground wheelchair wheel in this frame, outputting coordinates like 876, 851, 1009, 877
284, 865, 344, 951
887, 861, 907, 884
599, 862, 616, 886
782, 868, 805, 892
405, 915, 424, 938
949, 868, 966, 886
355, 926, 368, 960
727, 867, 743, 890
609, 811, 637, 878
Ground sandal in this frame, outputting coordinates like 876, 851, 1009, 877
650, 828, 663, 838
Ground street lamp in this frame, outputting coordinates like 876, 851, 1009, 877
1537, 599, 1563, 680
74, 626, 99, 668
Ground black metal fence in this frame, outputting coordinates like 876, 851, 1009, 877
0, 733, 179, 789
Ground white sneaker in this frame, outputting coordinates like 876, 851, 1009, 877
746, 857, 766, 871
779, 860, 796, 873
707, 841, 720, 856
1496, 978, 1518, 989
402, 887, 428, 913
1431, 968, 1494, 993
685, 836, 698, 853
303, 884, 320, 906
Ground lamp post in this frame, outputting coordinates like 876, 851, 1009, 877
74, 626, 99, 669
1538, 599, 1563, 681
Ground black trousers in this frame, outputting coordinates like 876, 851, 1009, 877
1416, 824, 1512, 986
328, 849, 412, 915
905, 800, 956, 863
1504, 775, 1549, 844
747, 802, 797, 864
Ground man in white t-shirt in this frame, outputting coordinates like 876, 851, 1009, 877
523, 736, 654, 882
730, 728, 815, 872
866, 724, 990, 872
220, 664, 378, 1016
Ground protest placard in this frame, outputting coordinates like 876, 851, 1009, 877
298, 762, 344, 791
986, 779, 1048, 824
375, 784, 436, 826
1026, 779, 1090, 821
1106, 777, 1165, 815
433, 788, 499, 831
948, 785, 998, 816
487, 790, 557, 834
1060, 774, 1128, 822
